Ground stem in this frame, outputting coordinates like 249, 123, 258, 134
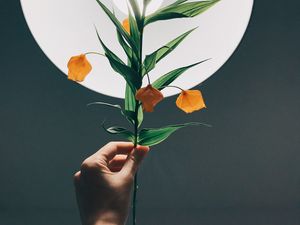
143, 65, 151, 85
84, 51, 105, 57
132, 171, 138, 225
132, 101, 138, 225
132, 5, 146, 225
161, 85, 185, 91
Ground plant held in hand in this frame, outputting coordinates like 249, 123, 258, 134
67, 0, 219, 224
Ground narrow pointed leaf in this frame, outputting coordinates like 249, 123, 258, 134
128, 0, 142, 22
168, 0, 188, 7
125, 83, 136, 111
128, 10, 140, 50
144, 0, 152, 8
143, 27, 197, 75
117, 29, 132, 60
95, 29, 141, 92
138, 122, 211, 146
87, 101, 123, 111
137, 105, 144, 127
152, 59, 209, 90
145, 0, 219, 25
125, 84, 144, 127
95, 0, 138, 53
102, 123, 135, 142
87, 101, 135, 124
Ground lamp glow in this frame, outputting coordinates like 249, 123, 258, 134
112, 0, 163, 16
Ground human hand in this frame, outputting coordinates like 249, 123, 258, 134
74, 142, 149, 225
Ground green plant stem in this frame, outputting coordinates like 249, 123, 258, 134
161, 85, 185, 91
132, 5, 146, 225
132, 171, 138, 225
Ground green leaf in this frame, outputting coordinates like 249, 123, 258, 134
152, 59, 209, 90
95, 29, 142, 92
138, 122, 211, 146
137, 105, 144, 127
124, 84, 144, 127
116, 29, 132, 60
143, 27, 197, 75
116, 29, 138, 71
125, 83, 136, 112
128, 10, 140, 51
87, 101, 134, 124
145, 0, 219, 25
168, 0, 188, 7
95, 0, 138, 53
87, 101, 123, 111
144, 0, 152, 8
102, 123, 135, 142
128, 0, 142, 22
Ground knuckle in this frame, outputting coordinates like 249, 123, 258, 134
129, 154, 137, 164
73, 171, 81, 185
105, 141, 117, 149
80, 159, 99, 174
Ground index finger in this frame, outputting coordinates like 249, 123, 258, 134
93, 141, 134, 163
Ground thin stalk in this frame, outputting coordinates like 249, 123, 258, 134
132, 172, 138, 224
161, 85, 185, 91
132, 4, 146, 225
143, 65, 151, 85
84, 51, 105, 57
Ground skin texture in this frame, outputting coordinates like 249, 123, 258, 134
74, 142, 149, 225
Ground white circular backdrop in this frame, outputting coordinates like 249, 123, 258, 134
20, 0, 254, 99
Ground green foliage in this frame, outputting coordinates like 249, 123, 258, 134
116, 29, 132, 60
138, 122, 211, 146
152, 59, 209, 90
87, 101, 134, 125
95, 0, 138, 53
145, 0, 220, 25
143, 27, 197, 75
102, 123, 135, 141
93, 0, 219, 145
95, 29, 141, 93
125, 84, 144, 127
128, 0, 142, 24
128, 10, 141, 52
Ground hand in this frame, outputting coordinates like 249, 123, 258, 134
73, 142, 149, 225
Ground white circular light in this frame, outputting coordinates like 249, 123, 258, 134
112, 0, 164, 16
20, 0, 254, 99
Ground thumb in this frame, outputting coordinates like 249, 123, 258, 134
121, 145, 149, 176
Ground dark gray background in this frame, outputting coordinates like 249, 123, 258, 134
0, 0, 300, 225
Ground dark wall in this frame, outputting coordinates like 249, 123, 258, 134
0, 0, 299, 225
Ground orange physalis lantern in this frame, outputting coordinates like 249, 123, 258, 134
67, 54, 92, 82
135, 85, 164, 112
176, 90, 206, 113
122, 18, 130, 34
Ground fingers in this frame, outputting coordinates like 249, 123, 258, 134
79, 142, 149, 177
121, 145, 149, 176
93, 141, 134, 165
73, 171, 81, 186
108, 155, 127, 172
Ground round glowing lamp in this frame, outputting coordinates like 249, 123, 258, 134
20, 0, 254, 98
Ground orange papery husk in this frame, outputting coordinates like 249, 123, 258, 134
135, 85, 164, 112
67, 54, 92, 82
176, 90, 206, 113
